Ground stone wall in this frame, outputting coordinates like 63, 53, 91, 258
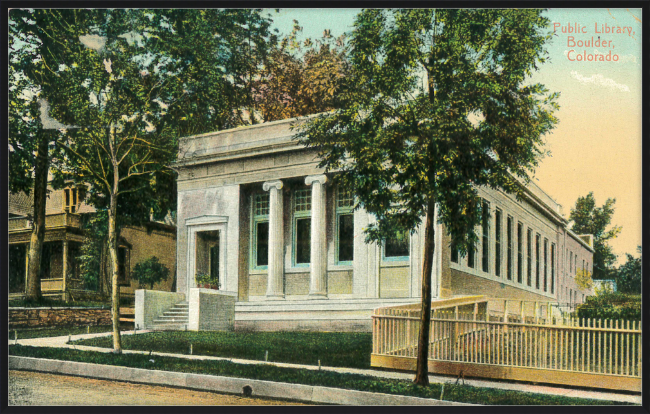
9, 307, 112, 329
188, 288, 235, 331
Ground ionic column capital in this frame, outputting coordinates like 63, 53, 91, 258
305, 175, 327, 186
263, 180, 283, 192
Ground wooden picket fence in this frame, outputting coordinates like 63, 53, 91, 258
371, 297, 641, 392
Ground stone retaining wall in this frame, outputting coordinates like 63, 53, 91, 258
9, 307, 112, 329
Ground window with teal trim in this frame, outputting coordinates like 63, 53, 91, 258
251, 193, 269, 270
293, 188, 311, 266
336, 186, 354, 264
384, 229, 410, 261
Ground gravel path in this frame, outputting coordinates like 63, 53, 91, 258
9, 370, 309, 406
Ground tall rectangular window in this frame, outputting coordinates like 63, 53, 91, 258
450, 240, 459, 263
551, 243, 556, 294
64, 188, 78, 213
336, 186, 354, 264
293, 188, 312, 266
495, 209, 502, 277
517, 222, 523, 283
535, 234, 540, 289
543, 239, 548, 292
570, 251, 573, 274
526, 228, 532, 286
251, 194, 270, 269
468, 244, 475, 268
481, 200, 490, 273
384, 229, 410, 259
507, 216, 513, 280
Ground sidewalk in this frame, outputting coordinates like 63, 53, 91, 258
9, 331, 641, 405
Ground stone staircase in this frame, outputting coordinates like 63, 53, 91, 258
150, 302, 189, 330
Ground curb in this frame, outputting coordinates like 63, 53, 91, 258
9, 356, 471, 406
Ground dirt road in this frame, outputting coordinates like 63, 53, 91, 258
9, 370, 309, 406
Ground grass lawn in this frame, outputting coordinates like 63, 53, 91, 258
8, 325, 113, 340
8, 345, 628, 405
75, 331, 373, 369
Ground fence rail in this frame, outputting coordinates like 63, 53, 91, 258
371, 298, 641, 392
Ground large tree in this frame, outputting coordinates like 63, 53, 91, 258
297, 9, 559, 385
569, 192, 621, 280
252, 20, 349, 122
9, 12, 68, 301
11, 9, 274, 352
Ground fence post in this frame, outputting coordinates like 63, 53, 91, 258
520, 300, 525, 323
452, 306, 459, 361
502, 300, 507, 322
534, 301, 539, 324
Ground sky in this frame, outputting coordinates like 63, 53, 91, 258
267, 8, 643, 264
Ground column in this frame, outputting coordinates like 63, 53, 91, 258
263, 180, 284, 299
305, 175, 327, 298
62, 240, 68, 300
24, 243, 30, 293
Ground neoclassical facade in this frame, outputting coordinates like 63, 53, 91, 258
173, 116, 594, 331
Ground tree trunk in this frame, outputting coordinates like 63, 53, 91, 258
414, 198, 436, 386
108, 125, 122, 353
25, 131, 51, 301
107, 193, 122, 353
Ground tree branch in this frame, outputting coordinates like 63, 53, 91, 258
56, 139, 111, 191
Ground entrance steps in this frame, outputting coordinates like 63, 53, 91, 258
150, 302, 189, 330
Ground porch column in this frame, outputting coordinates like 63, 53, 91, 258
263, 180, 285, 299
62, 240, 68, 300
305, 174, 328, 298
25, 243, 30, 293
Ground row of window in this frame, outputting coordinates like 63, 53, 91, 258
451, 199, 556, 295
566, 248, 589, 277
250, 186, 410, 271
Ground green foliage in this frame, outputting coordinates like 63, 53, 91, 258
8, 14, 44, 197
615, 246, 641, 294
76, 211, 109, 292
132, 257, 170, 289
8, 325, 112, 340
9, 346, 625, 405
296, 9, 559, 251
253, 20, 350, 122
77, 331, 373, 369
575, 268, 593, 291
569, 192, 621, 280
576, 291, 641, 321
195, 272, 216, 288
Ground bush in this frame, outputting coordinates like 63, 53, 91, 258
576, 292, 641, 321
131, 256, 170, 289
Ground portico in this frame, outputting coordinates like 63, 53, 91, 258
173, 116, 430, 330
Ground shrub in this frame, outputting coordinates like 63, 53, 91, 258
576, 291, 641, 321
131, 257, 170, 289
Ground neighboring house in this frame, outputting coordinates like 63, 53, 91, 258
171, 116, 594, 331
8, 185, 176, 301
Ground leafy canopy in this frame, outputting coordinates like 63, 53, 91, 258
569, 192, 621, 279
132, 256, 170, 289
615, 246, 641, 294
297, 9, 559, 249
10, 9, 275, 225
252, 21, 350, 122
